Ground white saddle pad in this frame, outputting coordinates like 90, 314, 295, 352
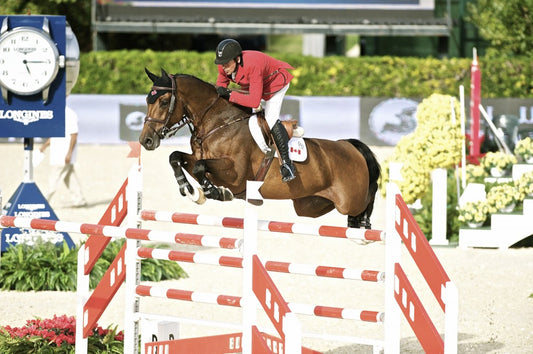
288, 137, 307, 162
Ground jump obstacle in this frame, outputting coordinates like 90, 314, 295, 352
0, 160, 458, 353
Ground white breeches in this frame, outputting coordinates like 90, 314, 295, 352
263, 83, 290, 129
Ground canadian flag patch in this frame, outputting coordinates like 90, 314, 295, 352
288, 137, 307, 162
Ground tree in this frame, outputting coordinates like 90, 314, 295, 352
0, 0, 92, 52
467, 0, 533, 57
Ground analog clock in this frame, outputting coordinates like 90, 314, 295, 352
0, 18, 64, 101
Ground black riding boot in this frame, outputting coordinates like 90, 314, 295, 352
271, 120, 296, 183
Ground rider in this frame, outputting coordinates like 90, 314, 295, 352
214, 38, 297, 183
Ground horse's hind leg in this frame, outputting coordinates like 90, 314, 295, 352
192, 161, 234, 201
347, 182, 378, 229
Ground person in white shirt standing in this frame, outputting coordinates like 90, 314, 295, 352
39, 106, 87, 207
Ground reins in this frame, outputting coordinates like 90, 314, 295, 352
192, 116, 249, 146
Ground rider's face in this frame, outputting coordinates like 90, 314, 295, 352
221, 58, 237, 76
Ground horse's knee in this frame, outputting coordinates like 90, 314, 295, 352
169, 151, 182, 167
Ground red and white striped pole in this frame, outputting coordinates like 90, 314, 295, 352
469, 47, 482, 163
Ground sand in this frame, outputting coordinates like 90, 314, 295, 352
0, 142, 532, 353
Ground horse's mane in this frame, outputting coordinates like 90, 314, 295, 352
175, 73, 253, 116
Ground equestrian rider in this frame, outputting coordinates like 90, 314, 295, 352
214, 38, 297, 183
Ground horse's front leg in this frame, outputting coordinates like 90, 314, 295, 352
169, 151, 206, 204
192, 160, 234, 201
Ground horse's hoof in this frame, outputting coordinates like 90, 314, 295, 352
185, 187, 206, 204
220, 187, 234, 201
196, 191, 207, 204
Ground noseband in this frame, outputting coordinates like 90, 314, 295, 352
144, 73, 187, 139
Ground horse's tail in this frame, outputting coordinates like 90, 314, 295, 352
345, 139, 381, 186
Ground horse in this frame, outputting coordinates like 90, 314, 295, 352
139, 68, 381, 228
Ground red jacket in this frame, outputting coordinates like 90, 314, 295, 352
216, 50, 294, 108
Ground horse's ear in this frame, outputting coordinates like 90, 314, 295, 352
145, 68, 159, 83
160, 68, 169, 78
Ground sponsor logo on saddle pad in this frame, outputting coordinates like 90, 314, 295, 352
288, 137, 307, 162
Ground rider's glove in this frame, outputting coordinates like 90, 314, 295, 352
216, 86, 231, 99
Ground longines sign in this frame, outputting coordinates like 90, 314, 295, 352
0, 15, 66, 138
0, 109, 55, 125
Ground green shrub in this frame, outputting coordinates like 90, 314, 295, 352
92, 239, 188, 288
0, 239, 187, 291
75, 51, 533, 98
0, 241, 77, 291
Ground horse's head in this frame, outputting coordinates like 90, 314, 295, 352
139, 68, 189, 150
139, 67, 251, 150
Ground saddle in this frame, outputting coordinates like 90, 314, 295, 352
253, 111, 305, 181
255, 110, 299, 145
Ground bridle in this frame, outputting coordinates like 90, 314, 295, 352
144, 73, 249, 146
144, 73, 186, 139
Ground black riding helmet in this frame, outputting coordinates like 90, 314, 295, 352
214, 39, 242, 65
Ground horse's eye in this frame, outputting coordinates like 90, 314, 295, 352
160, 99, 169, 108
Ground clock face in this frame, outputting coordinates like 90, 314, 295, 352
0, 26, 59, 95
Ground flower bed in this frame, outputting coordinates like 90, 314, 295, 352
0, 315, 123, 353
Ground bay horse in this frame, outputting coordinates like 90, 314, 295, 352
139, 68, 381, 228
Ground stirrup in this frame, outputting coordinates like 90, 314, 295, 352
280, 162, 296, 183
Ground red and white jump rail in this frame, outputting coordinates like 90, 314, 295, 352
137, 247, 385, 282
136, 284, 385, 323
140, 209, 384, 242
0, 215, 242, 250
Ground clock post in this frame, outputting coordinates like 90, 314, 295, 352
0, 15, 75, 251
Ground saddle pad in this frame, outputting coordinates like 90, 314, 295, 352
288, 137, 307, 162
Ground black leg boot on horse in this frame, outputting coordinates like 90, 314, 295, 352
271, 120, 296, 183
193, 161, 234, 201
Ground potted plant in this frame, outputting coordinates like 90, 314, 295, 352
480, 151, 517, 177
514, 137, 533, 163
458, 200, 489, 228
516, 171, 533, 200
486, 184, 520, 213
464, 163, 487, 183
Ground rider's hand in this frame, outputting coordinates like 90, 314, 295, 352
216, 86, 231, 99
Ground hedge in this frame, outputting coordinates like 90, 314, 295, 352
75, 50, 533, 98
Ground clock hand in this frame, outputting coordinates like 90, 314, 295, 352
25, 60, 50, 64
23, 59, 31, 74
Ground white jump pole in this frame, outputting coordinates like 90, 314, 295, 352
124, 163, 143, 354
384, 182, 401, 353
242, 180, 262, 354
75, 246, 89, 354
430, 167, 448, 246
